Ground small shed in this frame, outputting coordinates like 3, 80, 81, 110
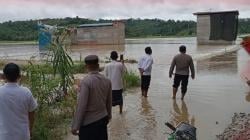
71, 21, 125, 45
193, 10, 239, 45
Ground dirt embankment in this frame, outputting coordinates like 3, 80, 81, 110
217, 113, 250, 140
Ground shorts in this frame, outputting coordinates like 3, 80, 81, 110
173, 74, 189, 93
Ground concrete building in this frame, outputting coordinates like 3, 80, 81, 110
193, 11, 239, 45
71, 21, 125, 45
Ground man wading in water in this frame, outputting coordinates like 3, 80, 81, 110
169, 45, 195, 100
138, 47, 153, 97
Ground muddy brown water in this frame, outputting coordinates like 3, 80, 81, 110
1, 37, 249, 140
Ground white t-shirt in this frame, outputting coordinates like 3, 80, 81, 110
138, 54, 153, 75
0, 83, 38, 140
104, 61, 126, 90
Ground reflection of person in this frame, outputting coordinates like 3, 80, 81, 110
104, 51, 126, 114
169, 45, 195, 100
71, 55, 112, 140
0, 63, 38, 140
138, 47, 153, 97
170, 100, 195, 127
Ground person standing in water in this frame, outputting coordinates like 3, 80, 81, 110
169, 45, 195, 100
71, 55, 112, 140
104, 51, 126, 114
138, 46, 153, 97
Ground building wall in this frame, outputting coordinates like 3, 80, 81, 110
196, 15, 211, 45
75, 22, 125, 45
196, 14, 236, 45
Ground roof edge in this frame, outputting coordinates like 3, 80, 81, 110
193, 10, 239, 15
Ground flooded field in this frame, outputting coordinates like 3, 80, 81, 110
1, 37, 249, 140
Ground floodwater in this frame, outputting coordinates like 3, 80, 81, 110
1, 37, 249, 140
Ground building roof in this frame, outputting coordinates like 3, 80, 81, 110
193, 10, 239, 15
78, 23, 113, 28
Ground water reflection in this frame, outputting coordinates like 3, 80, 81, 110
139, 98, 157, 140
169, 100, 195, 127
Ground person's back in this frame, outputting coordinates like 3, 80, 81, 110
104, 51, 126, 114
105, 61, 124, 90
169, 45, 195, 100
72, 55, 112, 140
0, 63, 37, 140
138, 54, 153, 76
138, 46, 153, 97
81, 72, 111, 125
173, 53, 193, 76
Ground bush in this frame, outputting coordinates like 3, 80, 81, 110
123, 71, 140, 89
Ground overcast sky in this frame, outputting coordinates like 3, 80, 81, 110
0, 0, 249, 22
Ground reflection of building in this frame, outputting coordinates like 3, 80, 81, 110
193, 11, 239, 45
71, 21, 125, 45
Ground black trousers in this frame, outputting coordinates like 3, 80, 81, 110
173, 74, 189, 94
141, 75, 151, 90
79, 116, 109, 140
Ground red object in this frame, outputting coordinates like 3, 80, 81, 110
241, 36, 250, 54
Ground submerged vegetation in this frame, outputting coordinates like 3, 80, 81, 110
0, 18, 250, 41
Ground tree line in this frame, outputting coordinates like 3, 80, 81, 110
0, 17, 249, 41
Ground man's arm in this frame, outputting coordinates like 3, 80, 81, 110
106, 81, 112, 122
104, 65, 108, 77
169, 57, 176, 78
138, 58, 144, 76
71, 80, 89, 135
29, 111, 35, 138
28, 90, 38, 138
143, 58, 153, 72
190, 57, 195, 79
122, 63, 127, 74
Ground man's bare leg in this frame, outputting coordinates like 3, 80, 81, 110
172, 88, 177, 99
181, 92, 186, 100
119, 105, 123, 114
141, 89, 145, 96
144, 89, 148, 97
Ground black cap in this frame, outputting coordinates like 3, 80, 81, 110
84, 55, 99, 65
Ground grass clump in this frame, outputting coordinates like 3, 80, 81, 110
123, 71, 140, 89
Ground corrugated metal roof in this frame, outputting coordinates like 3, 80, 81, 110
78, 23, 113, 28
193, 10, 239, 15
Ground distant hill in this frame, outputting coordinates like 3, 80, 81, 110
0, 17, 249, 41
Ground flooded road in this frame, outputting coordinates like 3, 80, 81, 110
1, 37, 249, 140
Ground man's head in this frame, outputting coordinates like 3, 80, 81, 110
179, 45, 186, 53
84, 55, 99, 71
110, 51, 118, 60
3, 63, 21, 82
145, 46, 152, 55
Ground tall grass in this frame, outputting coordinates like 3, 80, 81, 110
22, 27, 77, 140
123, 71, 140, 89
24, 62, 76, 140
